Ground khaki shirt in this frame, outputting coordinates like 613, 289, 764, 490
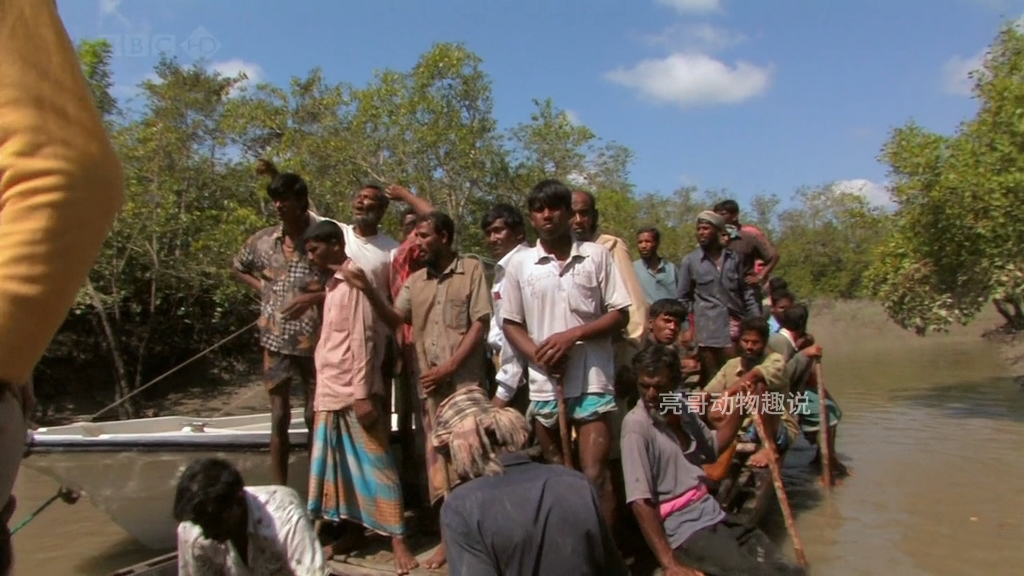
396, 255, 491, 398
704, 353, 800, 441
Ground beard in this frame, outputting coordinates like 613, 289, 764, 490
740, 352, 764, 372
353, 213, 378, 228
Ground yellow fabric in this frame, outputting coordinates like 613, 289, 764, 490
704, 353, 800, 441
595, 233, 648, 353
0, 0, 124, 385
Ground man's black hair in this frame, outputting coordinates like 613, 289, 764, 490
632, 344, 683, 386
772, 289, 796, 305
780, 303, 809, 334
739, 316, 770, 343
303, 219, 344, 245
713, 199, 739, 215
417, 211, 456, 245
768, 277, 788, 296
637, 226, 661, 242
526, 179, 572, 213
267, 172, 309, 212
648, 298, 687, 323
172, 458, 245, 524
480, 203, 526, 234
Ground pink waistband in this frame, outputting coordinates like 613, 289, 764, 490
658, 483, 709, 520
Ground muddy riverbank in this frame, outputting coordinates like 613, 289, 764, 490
11, 299, 1024, 575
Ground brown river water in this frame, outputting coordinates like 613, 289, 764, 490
9, 302, 1024, 575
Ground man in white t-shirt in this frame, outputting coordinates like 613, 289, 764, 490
499, 179, 631, 534
479, 202, 531, 413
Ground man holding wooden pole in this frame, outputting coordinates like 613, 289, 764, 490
498, 179, 631, 534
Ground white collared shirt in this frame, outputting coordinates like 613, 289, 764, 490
488, 243, 530, 401
499, 241, 632, 401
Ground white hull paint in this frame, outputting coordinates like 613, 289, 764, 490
22, 409, 338, 551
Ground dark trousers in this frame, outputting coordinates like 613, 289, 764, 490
698, 346, 735, 388
673, 517, 805, 576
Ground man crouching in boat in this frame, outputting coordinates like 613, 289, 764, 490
702, 317, 799, 470
433, 387, 629, 576
303, 220, 420, 574
621, 345, 805, 576
173, 458, 328, 576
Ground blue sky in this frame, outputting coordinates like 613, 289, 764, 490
55, 0, 1024, 208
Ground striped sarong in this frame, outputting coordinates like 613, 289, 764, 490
307, 409, 406, 536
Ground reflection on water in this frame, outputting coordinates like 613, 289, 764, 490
10, 304, 1024, 575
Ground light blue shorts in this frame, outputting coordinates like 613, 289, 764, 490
527, 393, 618, 428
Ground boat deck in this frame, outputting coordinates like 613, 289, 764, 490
327, 532, 446, 575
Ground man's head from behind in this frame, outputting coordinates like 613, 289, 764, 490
173, 458, 247, 543
647, 298, 687, 345
780, 303, 809, 336
431, 387, 531, 482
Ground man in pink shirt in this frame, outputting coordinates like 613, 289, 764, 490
302, 220, 418, 575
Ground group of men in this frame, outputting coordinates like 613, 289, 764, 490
170, 165, 847, 576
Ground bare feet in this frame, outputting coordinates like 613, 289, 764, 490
423, 545, 447, 570
748, 447, 773, 468
392, 536, 419, 575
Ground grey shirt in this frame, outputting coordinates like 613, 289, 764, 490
620, 402, 726, 548
676, 247, 759, 348
441, 452, 629, 576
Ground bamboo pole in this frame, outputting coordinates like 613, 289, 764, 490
750, 410, 808, 567
814, 362, 832, 488
555, 374, 573, 467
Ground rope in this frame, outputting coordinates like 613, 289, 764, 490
85, 321, 258, 421
9, 487, 78, 536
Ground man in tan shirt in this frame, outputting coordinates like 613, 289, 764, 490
345, 210, 491, 571
1, 1, 125, 571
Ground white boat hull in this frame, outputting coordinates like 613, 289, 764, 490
23, 409, 313, 551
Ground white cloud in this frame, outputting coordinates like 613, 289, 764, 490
942, 15, 1024, 95
567, 171, 590, 187
942, 52, 984, 96
605, 53, 773, 109
832, 179, 892, 207
98, 0, 132, 29
655, 0, 722, 14
209, 59, 265, 92
645, 23, 746, 53
564, 109, 582, 125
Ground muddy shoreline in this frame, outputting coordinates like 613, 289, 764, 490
35, 299, 1022, 426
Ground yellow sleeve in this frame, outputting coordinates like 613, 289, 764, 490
758, 352, 787, 394
605, 236, 648, 345
0, 0, 124, 385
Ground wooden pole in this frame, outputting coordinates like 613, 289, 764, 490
814, 362, 832, 488
555, 374, 573, 468
750, 410, 808, 567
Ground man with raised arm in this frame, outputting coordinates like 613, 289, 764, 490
342, 210, 491, 571
233, 164, 328, 486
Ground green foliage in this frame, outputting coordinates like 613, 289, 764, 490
868, 21, 1024, 334
50, 40, 894, 411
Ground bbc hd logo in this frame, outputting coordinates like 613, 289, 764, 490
102, 26, 221, 60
